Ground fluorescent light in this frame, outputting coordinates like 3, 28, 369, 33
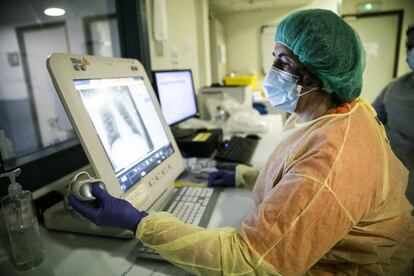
357, 2, 381, 13
365, 3, 373, 10
44, 8, 65, 17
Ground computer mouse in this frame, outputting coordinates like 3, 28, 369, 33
245, 134, 261, 140
68, 172, 106, 201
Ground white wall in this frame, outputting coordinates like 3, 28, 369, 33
146, 0, 211, 92
217, 0, 341, 79
194, 0, 212, 88
342, 0, 414, 77
209, 13, 227, 84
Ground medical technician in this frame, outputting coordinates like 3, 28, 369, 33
69, 9, 414, 275
373, 25, 414, 206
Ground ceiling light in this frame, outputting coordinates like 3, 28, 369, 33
365, 3, 373, 10
44, 8, 66, 17
357, 2, 381, 13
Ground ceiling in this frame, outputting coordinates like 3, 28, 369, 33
209, 0, 312, 15
0, 0, 116, 25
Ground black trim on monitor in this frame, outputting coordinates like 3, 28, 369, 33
151, 69, 199, 126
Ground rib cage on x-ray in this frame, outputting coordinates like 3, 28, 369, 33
113, 93, 141, 136
98, 87, 154, 151
101, 107, 120, 147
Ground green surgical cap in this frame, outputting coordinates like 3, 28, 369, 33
275, 9, 365, 103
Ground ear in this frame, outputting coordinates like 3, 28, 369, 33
298, 70, 322, 88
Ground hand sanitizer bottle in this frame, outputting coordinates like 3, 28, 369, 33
0, 168, 45, 270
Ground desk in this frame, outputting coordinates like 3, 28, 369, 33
249, 114, 284, 167
0, 115, 284, 276
0, 189, 256, 276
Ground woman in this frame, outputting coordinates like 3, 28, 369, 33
69, 9, 414, 275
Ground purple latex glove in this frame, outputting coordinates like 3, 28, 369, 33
208, 170, 236, 187
68, 185, 148, 233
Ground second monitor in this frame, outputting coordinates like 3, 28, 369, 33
152, 69, 222, 157
152, 69, 198, 126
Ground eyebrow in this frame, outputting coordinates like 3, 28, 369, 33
272, 52, 291, 60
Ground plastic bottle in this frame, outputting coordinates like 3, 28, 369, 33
1, 168, 45, 270
214, 106, 227, 127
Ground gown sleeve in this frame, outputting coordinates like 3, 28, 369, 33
235, 164, 261, 190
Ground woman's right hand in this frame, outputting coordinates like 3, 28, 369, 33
68, 184, 148, 233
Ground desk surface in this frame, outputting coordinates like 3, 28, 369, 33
249, 114, 283, 167
0, 115, 283, 276
0, 189, 256, 276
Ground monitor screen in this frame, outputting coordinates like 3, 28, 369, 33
152, 70, 197, 125
73, 77, 174, 192
48, 54, 185, 212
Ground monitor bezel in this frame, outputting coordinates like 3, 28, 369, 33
47, 53, 184, 210
151, 69, 199, 126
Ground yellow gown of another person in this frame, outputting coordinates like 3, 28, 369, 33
136, 99, 414, 275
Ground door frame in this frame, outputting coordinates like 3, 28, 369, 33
342, 10, 404, 78
83, 14, 117, 55
15, 21, 69, 148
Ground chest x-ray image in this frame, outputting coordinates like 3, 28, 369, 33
79, 85, 154, 173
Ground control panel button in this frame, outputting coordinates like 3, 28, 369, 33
74, 64, 81, 71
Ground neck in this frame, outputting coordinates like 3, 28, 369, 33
295, 90, 338, 123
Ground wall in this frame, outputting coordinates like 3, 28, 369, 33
146, 0, 211, 92
342, 0, 414, 77
195, 0, 212, 88
217, 0, 341, 79
209, 13, 227, 84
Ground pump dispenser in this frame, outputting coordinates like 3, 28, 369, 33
1, 168, 44, 270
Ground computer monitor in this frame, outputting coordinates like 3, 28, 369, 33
47, 53, 184, 211
152, 70, 198, 126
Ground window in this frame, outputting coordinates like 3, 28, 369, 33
0, 0, 150, 196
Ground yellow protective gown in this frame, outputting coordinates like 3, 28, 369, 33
136, 99, 414, 275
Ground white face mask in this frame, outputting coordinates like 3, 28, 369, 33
263, 67, 317, 113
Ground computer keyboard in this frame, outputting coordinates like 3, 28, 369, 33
134, 186, 220, 260
166, 186, 214, 225
214, 135, 259, 164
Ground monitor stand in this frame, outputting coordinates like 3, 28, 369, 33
43, 201, 134, 239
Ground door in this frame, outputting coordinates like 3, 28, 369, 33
20, 23, 74, 147
84, 15, 120, 57
343, 12, 402, 103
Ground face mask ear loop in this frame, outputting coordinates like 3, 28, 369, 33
298, 86, 319, 97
